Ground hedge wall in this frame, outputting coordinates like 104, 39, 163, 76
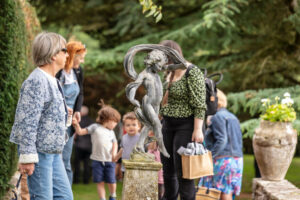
0, 0, 37, 197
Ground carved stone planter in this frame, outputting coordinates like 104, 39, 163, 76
253, 120, 297, 181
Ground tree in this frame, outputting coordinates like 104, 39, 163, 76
31, 0, 300, 129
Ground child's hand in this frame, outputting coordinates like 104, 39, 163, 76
112, 155, 117, 163
72, 117, 78, 126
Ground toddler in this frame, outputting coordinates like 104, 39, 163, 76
114, 112, 141, 173
73, 101, 120, 200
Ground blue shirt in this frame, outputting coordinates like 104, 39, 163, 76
10, 68, 67, 163
205, 108, 243, 158
120, 133, 140, 171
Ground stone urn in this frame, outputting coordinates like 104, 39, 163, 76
253, 120, 297, 181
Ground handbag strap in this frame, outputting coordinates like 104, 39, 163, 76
206, 187, 210, 194
195, 185, 212, 195
11, 174, 23, 200
16, 174, 22, 188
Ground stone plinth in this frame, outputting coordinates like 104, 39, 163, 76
252, 178, 300, 200
122, 158, 162, 200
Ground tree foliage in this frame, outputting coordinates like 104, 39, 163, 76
139, 0, 162, 23
227, 86, 300, 119
3, 0, 300, 195
31, 0, 300, 119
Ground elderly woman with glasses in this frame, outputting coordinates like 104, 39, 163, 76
10, 32, 73, 199
56, 41, 86, 185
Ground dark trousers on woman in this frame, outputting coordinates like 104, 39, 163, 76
161, 116, 195, 200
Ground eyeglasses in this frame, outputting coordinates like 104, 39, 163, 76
61, 48, 68, 53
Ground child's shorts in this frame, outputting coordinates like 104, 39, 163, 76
92, 160, 116, 183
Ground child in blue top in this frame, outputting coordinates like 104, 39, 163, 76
114, 112, 141, 172
73, 101, 121, 200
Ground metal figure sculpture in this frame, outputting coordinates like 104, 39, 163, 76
124, 44, 187, 158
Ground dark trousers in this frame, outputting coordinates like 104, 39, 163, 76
73, 147, 91, 184
159, 183, 165, 200
161, 116, 195, 200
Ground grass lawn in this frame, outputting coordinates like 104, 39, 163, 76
72, 155, 300, 200
73, 182, 123, 200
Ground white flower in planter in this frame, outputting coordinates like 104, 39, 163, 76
284, 92, 291, 98
260, 93, 296, 122
281, 98, 294, 105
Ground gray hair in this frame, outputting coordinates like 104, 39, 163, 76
32, 32, 66, 66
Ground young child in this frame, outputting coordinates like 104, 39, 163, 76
147, 131, 164, 200
114, 112, 141, 173
72, 101, 120, 200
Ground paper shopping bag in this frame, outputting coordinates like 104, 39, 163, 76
181, 151, 214, 179
195, 186, 221, 200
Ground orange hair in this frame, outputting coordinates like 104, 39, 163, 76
64, 41, 86, 71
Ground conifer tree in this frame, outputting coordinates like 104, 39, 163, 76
32, 0, 300, 120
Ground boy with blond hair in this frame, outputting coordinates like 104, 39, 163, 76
114, 112, 141, 172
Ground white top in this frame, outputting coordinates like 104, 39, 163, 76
62, 69, 76, 84
87, 123, 117, 162
37, 67, 58, 88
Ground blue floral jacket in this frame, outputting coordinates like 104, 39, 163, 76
10, 68, 67, 163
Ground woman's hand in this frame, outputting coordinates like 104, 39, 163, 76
74, 112, 81, 123
67, 107, 73, 116
193, 118, 204, 143
19, 163, 35, 176
191, 129, 204, 143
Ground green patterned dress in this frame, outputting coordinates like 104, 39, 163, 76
160, 66, 206, 120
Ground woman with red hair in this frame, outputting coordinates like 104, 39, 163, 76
56, 41, 86, 185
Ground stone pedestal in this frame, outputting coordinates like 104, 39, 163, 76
252, 178, 300, 200
122, 158, 162, 200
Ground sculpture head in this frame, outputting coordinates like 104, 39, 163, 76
144, 50, 168, 72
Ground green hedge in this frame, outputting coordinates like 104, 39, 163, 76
0, 0, 31, 197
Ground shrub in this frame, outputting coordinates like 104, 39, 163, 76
0, 0, 39, 197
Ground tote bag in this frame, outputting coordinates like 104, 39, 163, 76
181, 150, 214, 179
